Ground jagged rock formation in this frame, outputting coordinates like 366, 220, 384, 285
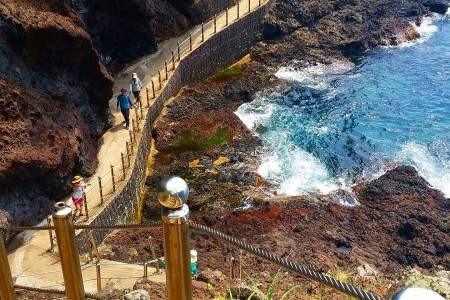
253, 0, 449, 66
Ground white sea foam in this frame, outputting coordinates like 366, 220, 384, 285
235, 93, 279, 130
257, 141, 340, 195
275, 61, 354, 89
395, 16, 439, 48
396, 141, 450, 197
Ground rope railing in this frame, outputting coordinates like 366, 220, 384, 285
189, 221, 384, 300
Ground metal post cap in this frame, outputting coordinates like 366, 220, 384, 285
391, 287, 445, 300
158, 177, 189, 209
53, 201, 72, 218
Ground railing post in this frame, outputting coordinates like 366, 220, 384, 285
201, 22, 204, 42
148, 236, 160, 273
47, 216, 55, 252
83, 194, 89, 222
237, 2, 240, 19
151, 80, 156, 98
228, 253, 235, 279
143, 262, 148, 279
126, 141, 131, 166
226, 7, 229, 26
158, 70, 162, 87
164, 61, 168, 80
177, 41, 181, 61
139, 100, 144, 119
84, 230, 94, 262
98, 176, 104, 206
96, 261, 101, 292
134, 106, 140, 122
214, 14, 217, 33
259, 0, 261, 7
129, 127, 134, 146
189, 32, 192, 51
110, 165, 116, 193
88, 231, 100, 262
146, 87, 150, 107
0, 231, 17, 300
52, 202, 85, 300
132, 118, 138, 137
248, 0, 251, 13
121, 152, 126, 179
158, 177, 192, 300
171, 50, 176, 70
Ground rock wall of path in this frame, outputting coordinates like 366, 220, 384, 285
77, 0, 276, 252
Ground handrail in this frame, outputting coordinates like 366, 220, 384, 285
0, 221, 162, 231
189, 221, 384, 300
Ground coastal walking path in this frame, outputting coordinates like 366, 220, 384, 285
6, 0, 270, 294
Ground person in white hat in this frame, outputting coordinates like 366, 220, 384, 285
71, 175, 87, 217
158, 249, 198, 279
129, 72, 142, 107
190, 249, 198, 279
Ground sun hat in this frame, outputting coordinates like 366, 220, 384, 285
120, 88, 127, 92
71, 175, 83, 184
132, 73, 137, 79
190, 250, 198, 263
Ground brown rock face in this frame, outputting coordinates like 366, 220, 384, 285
253, 0, 449, 66
0, 0, 113, 235
69, 0, 237, 72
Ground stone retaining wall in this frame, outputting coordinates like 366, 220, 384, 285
78, 0, 275, 252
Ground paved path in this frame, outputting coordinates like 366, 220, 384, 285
7, 0, 270, 295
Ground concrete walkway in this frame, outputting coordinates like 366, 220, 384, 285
7, 0, 270, 295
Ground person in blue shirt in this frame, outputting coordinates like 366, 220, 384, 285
117, 88, 133, 130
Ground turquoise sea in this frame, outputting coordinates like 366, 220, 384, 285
236, 13, 450, 198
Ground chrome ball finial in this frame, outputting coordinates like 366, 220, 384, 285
391, 287, 445, 300
158, 176, 189, 209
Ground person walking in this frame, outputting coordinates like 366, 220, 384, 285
71, 175, 87, 217
117, 88, 133, 129
129, 73, 143, 106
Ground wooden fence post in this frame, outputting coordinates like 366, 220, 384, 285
237, 2, 240, 19
201, 22, 204, 42
146, 87, 150, 107
226, 7, 229, 26
126, 142, 131, 166
110, 165, 116, 193
121, 152, 126, 179
151, 80, 156, 98
164, 61, 168, 80
189, 32, 192, 51
98, 176, 104, 206
171, 50, 175, 70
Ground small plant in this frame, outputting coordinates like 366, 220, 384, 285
242, 271, 298, 300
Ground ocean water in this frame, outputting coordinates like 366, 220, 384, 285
236, 14, 450, 197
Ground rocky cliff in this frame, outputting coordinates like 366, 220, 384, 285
0, 0, 113, 233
